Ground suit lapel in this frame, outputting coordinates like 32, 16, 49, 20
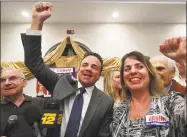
78, 86, 101, 137
53, 74, 78, 100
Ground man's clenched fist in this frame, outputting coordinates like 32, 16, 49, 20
159, 37, 186, 62
31, 2, 53, 30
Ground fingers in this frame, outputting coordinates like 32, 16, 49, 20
178, 36, 186, 47
47, 3, 53, 15
159, 37, 180, 53
159, 36, 186, 61
163, 39, 173, 53
178, 36, 186, 42
34, 2, 53, 12
159, 44, 166, 54
45, 2, 53, 13
167, 37, 178, 47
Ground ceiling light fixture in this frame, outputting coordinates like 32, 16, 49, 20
112, 12, 119, 18
21, 11, 29, 17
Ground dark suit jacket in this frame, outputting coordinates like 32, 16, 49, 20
21, 34, 114, 137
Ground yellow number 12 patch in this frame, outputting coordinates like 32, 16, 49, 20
41, 113, 56, 124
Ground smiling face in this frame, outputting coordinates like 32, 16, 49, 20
1, 69, 27, 98
77, 55, 101, 87
123, 56, 150, 92
150, 59, 174, 87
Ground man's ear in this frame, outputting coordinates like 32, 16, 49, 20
171, 68, 176, 78
77, 67, 80, 73
97, 73, 102, 81
23, 79, 27, 87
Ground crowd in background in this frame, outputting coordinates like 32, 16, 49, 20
0, 1, 186, 137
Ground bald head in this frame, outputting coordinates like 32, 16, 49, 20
150, 55, 176, 71
1, 68, 25, 79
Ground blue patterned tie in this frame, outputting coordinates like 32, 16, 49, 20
64, 87, 86, 137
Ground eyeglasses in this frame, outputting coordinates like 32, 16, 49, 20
0, 76, 24, 84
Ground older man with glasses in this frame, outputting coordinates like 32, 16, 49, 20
0, 68, 45, 137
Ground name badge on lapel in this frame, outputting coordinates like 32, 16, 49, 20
145, 114, 169, 127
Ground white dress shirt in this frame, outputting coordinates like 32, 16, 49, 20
61, 82, 93, 137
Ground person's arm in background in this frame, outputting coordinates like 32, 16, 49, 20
159, 37, 186, 80
160, 37, 186, 136
22, 2, 59, 93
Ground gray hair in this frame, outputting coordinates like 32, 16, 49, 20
1, 67, 26, 79
150, 55, 176, 72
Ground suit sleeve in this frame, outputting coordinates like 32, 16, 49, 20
21, 33, 60, 93
97, 102, 114, 137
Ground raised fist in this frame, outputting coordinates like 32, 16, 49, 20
32, 2, 53, 23
159, 37, 186, 62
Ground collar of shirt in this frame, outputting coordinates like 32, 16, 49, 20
61, 81, 94, 137
1, 94, 32, 104
166, 80, 173, 93
77, 81, 94, 97
172, 76, 186, 87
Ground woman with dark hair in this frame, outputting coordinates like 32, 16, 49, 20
110, 51, 185, 137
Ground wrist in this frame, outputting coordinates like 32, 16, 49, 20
177, 58, 186, 65
31, 18, 43, 30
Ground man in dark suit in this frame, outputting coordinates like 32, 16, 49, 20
21, 2, 113, 137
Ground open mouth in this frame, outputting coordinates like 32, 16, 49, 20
130, 77, 141, 82
4, 87, 15, 91
83, 73, 92, 78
